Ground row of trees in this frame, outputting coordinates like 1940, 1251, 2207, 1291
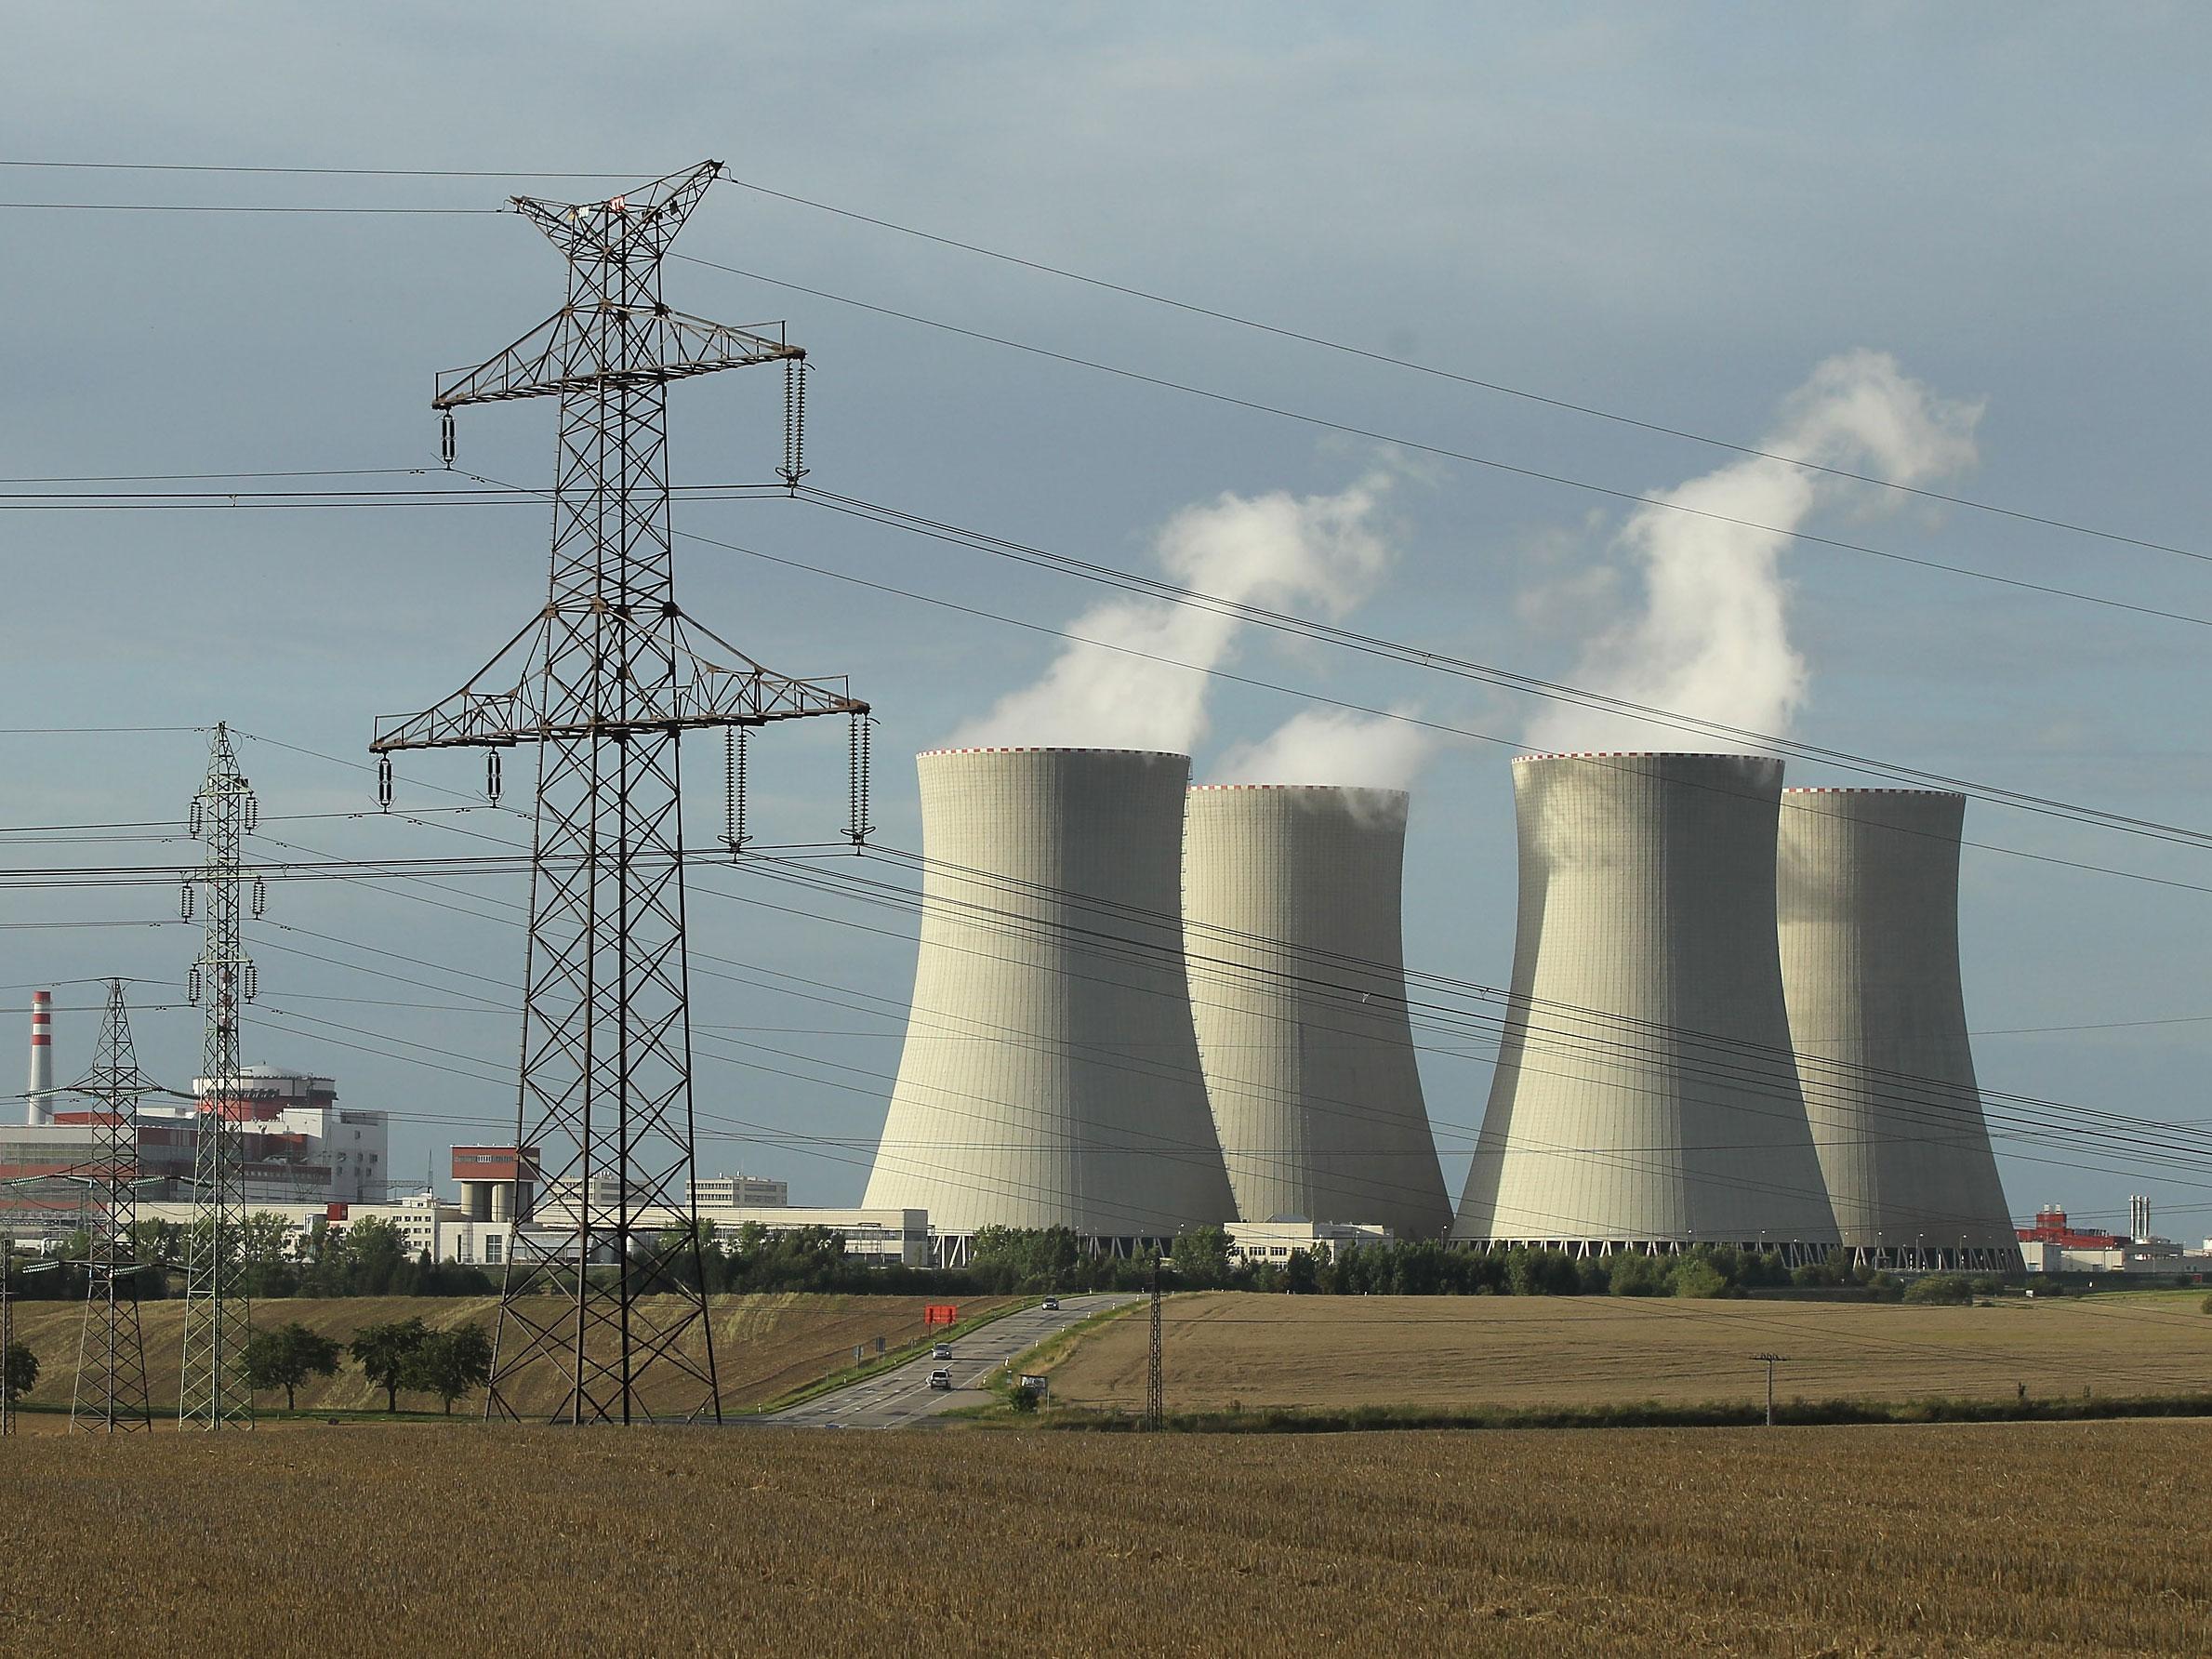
0, 1216, 498, 1302
2, 1319, 495, 1415
260, 1317, 495, 1414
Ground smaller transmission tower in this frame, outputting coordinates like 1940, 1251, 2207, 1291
71, 980, 159, 1431
179, 723, 260, 1429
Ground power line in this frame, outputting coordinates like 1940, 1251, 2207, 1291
709, 167, 2209, 570
669, 252, 2212, 631
0, 160, 643, 179
0, 201, 504, 216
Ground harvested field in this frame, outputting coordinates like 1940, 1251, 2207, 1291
1040, 1289, 2210, 1413
2, 1292, 1013, 1425
1, 1421, 2205, 1653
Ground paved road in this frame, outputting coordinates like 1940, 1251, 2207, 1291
764, 1293, 1137, 1429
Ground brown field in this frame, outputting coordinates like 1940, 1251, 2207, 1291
1, 1292, 1013, 1425
1, 1421, 2205, 1653
1041, 1290, 2211, 1413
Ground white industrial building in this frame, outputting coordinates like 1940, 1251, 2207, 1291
1183, 785, 1450, 1239
863, 748, 1237, 1250
1777, 789, 2020, 1271
5, 1012, 388, 1237
1224, 1218, 1394, 1266
1454, 753, 1841, 1263
137, 1193, 931, 1269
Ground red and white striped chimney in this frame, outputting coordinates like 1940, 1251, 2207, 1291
27, 989, 54, 1125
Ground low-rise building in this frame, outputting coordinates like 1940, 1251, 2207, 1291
1225, 1218, 1394, 1266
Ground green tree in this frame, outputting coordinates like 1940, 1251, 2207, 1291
398, 1323, 494, 1415
242, 1321, 341, 1409
1169, 1226, 1233, 1289
3, 1341, 37, 1405
1608, 1254, 1668, 1297
1282, 1248, 1319, 1294
343, 1217, 409, 1296
349, 1317, 430, 1412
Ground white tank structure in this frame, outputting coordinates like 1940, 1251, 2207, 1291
1776, 788, 2020, 1272
862, 748, 1236, 1250
1181, 785, 1450, 1238
1454, 752, 1840, 1262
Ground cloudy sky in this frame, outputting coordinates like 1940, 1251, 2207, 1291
6, 4, 2208, 1238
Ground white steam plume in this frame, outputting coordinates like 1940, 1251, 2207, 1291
1524, 351, 1981, 753
945, 473, 1393, 751
1210, 706, 1437, 791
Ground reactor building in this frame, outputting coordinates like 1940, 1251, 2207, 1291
862, 748, 1236, 1252
1776, 788, 2020, 1271
1454, 752, 1841, 1261
1182, 785, 1450, 1238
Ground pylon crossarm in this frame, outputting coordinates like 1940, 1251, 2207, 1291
373, 614, 862, 751
511, 160, 723, 267
434, 307, 797, 409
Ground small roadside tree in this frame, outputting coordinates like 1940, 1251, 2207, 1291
3, 1341, 37, 1405
399, 1323, 494, 1415
242, 1321, 342, 1410
350, 1317, 431, 1412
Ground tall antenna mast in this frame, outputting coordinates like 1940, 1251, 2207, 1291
70, 979, 158, 1431
179, 722, 258, 1429
372, 161, 867, 1425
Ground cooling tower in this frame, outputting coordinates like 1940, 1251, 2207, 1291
862, 748, 1236, 1245
1454, 752, 1840, 1260
1182, 786, 1450, 1238
1777, 788, 2019, 1271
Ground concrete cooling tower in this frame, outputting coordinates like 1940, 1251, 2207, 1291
1182, 786, 1450, 1238
1454, 752, 1840, 1261
862, 748, 1236, 1248
1777, 789, 2020, 1271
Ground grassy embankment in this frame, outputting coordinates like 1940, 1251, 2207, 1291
3, 1422, 2206, 1652
2, 1292, 1017, 1426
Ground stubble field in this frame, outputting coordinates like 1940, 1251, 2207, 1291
2, 1291, 1013, 1424
1040, 1289, 2210, 1413
1, 1420, 2205, 1654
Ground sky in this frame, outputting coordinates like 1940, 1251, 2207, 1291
5, 4, 2209, 1241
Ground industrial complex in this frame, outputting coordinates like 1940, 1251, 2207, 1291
11, 743, 2195, 1283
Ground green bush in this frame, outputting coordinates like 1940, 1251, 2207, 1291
1669, 1259, 1729, 1299
1902, 1274, 1974, 1306
1608, 1254, 1668, 1297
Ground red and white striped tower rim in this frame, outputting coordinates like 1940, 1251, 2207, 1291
918, 746, 1189, 760
30, 989, 51, 1047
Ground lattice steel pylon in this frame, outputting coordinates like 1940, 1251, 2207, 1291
179, 722, 258, 1429
372, 162, 867, 1426
71, 979, 158, 1432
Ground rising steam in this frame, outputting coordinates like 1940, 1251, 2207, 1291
1524, 351, 1981, 753
945, 473, 1394, 752
1210, 705, 1437, 792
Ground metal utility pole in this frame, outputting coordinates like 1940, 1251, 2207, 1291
179, 723, 259, 1429
1, 1229, 14, 1438
373, 162, 867, 1426
1146, 1260, 1165, 1432
1754, 1352, 1785, 1427
70, 980, 159, 1432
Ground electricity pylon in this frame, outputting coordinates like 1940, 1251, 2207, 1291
179, 723, 259, 1429
373, 162, 867, 1425
71, 979, 158, 1431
